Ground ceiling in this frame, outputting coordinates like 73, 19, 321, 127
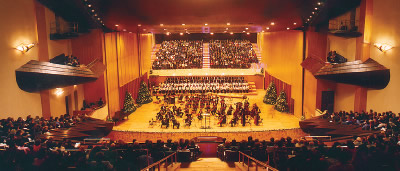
98, 0, 321, 33
38, 0, 362, 34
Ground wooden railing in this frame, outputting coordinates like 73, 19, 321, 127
238, 151, 278, 171
141, 152, 177, 171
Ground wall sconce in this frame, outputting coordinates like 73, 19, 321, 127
374, 43, 393, 53
15, 43, 35, 53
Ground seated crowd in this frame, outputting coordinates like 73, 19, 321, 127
0, 135, 201, 171
323, 110, 400, 133
157, 76, 249, 94
152, 40, 203, 70
209, 40, 258, 68
218, 134, 400, 171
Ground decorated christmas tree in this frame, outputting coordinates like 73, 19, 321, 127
263, 82, 277, 105
136, 81, 153, 104
274, 91, 289, 113
123, 91, 137, 114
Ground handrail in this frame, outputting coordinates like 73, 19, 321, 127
238, 151, 278, 171
87, 58, 100, 68
305, 135, 332, 141
141, 152, 177, 171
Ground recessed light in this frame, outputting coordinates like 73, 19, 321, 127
227, 22, 231, 25
115, 24, 119, 27
185, 28, 187, 30
94, 13, 97, 16
122, 29, 127, 31
182, 24, 185, 26
205, 23, 208, 26
246, 32, 250, 35
129, 32, 132, 33
226, 28, 229, 30
307, 19, 310, 21
245, 28, 249, 30
87, 4, 91, 7
287, 27, 290, 30
230, 32, 234, 35
166, 32, 170, 35
143, 29, 146, 31
262, 30, 265, 32
210, 32, 214, 35
138, 24, 142, 27
160, 24, 164, 26
270, 22, 275, 25
164, 29, 167, 30
318, 2, 321, 5
91, 9, 95, 12
315, 7, 318, 10
312, 12, 315, 14
242, 31, 246, 32
180, 32, 183, 35
293, 22, 297, 25
266, 27, 270, 30
224, 30, 227, 33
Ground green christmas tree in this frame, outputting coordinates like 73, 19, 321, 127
136, 81, 153, 104
263, 82, 277, 105
123, 91, 137, 114
274, 91, 289, 113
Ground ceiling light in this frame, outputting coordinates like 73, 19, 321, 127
87, 4, 91, 7
242, 31, 246, 32
262, 30, 265, 32
205, 23, 208, 26
312, 12, 315, 14
287, 27, 290, 30
97, 18, 100, 20
315, 7, 318, 10
182, 24, 185, 26
129, 32, 132, 34
230, 32, 234, 35
226, 28, 229, 30
227, 22, 231, 25
270, 22, 275, 25
138, 24, 142, 27
266, 27, 270, 30
318, 2, 322, 5
210, 32, 214, 35
180, 32, 183, 35
91, 9, 95, 12
307, 19, 310, 21
122, 29, 127, 31
115, 24, 119, 27
246, 32, 250, 35
143, 29, 146, 31
293, 22, 297, 25
224, 31, 227, 33
245, 28, 249, 30
164, 29, 167, 30
94, 13, 97, 16
166, 32, 170, 35
160, 24, 164, 26
310, 16, 312, 18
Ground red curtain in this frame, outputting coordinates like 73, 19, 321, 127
264, 72, 294, 113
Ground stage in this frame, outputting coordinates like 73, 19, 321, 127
109, 90, 307, 142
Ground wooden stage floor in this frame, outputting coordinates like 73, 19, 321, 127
113, 90, 300, 133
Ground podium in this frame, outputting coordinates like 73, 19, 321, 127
200, 113, 211, 129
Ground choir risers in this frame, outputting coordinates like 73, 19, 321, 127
16, 60, 105, 92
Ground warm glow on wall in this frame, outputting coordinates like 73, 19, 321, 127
374, 43, 394, 53
54, 88, 64, 96
15, 43, 35, 53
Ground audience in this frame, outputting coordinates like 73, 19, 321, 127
152, 40, 203, 70
209, 40, 258, 68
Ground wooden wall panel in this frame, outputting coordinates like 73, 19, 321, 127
118, 32, 139, 87
105, 33, 120, 117
140, 34, 154, 75
71, 29, 106, 103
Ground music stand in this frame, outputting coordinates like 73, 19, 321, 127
200, 113, 211, 129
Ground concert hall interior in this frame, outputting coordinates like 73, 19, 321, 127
1, 0, 400, 170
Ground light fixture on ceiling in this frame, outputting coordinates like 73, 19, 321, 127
226, 28, 229, 30
266, 27, 270, 30
205, 23, 208, 26
246, 32, 250, 35
91, 9, 95, 12
242, 31, 246, 32
164, 28, 167, 30
230, 32, 234, 35
224, 31, 227, 33
15, 43, 35, 53
115, 24, 119, 27
245, 28, 249, 30
374, 43, 394, 53
180, 32, 183, 35
318, 2, 322, 5
160, 24, 164, 26
227, 22, 231, 25
270, 22, 275, 25
122, 29, 127, 31
166, 32, 170, 35
210, 32, 214, 35
287, 27, 290, 30
182, 24, 185, 26
138, 24, 142, 27
87, 4, 91, 7
129, 32, 132, 34
315, 7, 318, 10
293, 22, 297, 25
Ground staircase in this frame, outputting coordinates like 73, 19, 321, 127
203, 43, 210, 68
252, 43, 262, 63
150, 44, 161, 64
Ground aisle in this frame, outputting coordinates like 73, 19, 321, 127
203, 43, 210, 68
177, 158, 236, 171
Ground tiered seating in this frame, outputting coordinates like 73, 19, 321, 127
152, 40, 203, 70
209, 40, 259, 68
